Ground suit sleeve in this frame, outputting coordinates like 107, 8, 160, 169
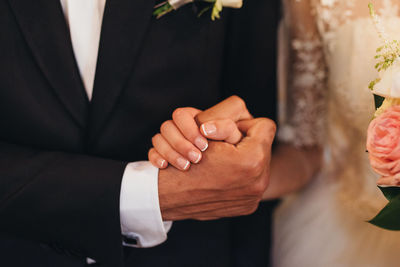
0, 141, 127, 266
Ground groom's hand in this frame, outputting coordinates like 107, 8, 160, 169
158, 117, 276, 221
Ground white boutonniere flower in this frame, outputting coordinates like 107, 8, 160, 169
154, 0, 243, 20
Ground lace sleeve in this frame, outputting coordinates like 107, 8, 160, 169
278, 0, 327, 147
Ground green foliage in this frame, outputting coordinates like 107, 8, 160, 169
368, 3, 374, 14
374, 94, 385, 110
211, 0, 222, 20
368, 3, 400, 91
379, 186, 400, 201
368, 78, 381, 91
374, 41, 400, 72
369, 193, 400, 230
197, 6, 212, 18
153, 2, 174, 19
153, 0, 219, 20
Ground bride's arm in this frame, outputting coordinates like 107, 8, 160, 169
263, 0, 326, 200
263, 144, 322, 200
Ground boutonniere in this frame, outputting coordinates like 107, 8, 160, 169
153, 0, 243, 20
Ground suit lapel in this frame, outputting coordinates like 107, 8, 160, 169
88, 0, 155, 138
7, 0, 88, 128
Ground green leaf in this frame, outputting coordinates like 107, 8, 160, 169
369, 194, 400, 230
368, 78, 381, 91
379, 186, 400, 201
153, 3, 174, 19
197, 6, 212, 18
374, 94, 385, 110
211, 5, 221, 20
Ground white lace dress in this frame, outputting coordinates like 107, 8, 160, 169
274, 0, 400, 266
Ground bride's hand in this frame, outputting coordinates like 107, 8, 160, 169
149, 109, 243, 170
148, 96, 252, 170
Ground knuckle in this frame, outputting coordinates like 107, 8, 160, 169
160, 120, 173, 134
147, 151, 153, 161
254, 152, 267, 175
172, 108, 187, 120
184, 130, 199, 143
152, 134, 162, 145
240, 152, 265, 177
177, 142, 193, 155
260, 118, 277, 135
148, 148, 155, 157
230, 95, 245, 106
250, 179, 268, 196
231, 95, 247, 111
266, 119, 277, 135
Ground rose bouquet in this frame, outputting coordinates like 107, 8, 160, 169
367, 4, 400, 230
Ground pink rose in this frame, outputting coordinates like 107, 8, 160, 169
367, 105, 400, 186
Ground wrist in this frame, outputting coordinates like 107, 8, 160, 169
158, 168, 191, 221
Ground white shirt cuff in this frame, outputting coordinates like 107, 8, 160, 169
119, 161, 172, 248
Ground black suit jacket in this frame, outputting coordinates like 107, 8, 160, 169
0, 0, 279, 266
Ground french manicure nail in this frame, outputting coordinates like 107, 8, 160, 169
202, 123, 217, 136
195, 137, 208, 152
188, 151, 202, 164
177, 158, 190, 170
158, 159, 166, 168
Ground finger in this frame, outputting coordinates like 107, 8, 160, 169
148, 148, 168, 169
200, 119, 243, 144
160, 120, 203, 164
172, 108, 209, 152
196, 96, 253, 125
152, 134, 191, 171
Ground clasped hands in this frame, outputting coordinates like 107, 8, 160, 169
150, 96, 276, 221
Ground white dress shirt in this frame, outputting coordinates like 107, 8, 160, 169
59, 0, 172, 250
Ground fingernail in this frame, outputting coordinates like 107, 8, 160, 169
158, 159, 166, 168
195, 137, 208, 152
188, 151, 202, 164
201, 123, 217, 136
177, 158, 190, 170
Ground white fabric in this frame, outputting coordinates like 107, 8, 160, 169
274, 0, 400, 266
120, 162, 173, 247
60, 0, 105, 100
60, 0, 171, 249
